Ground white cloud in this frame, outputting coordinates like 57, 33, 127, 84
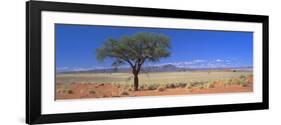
58, 59, 240, 72
216, 59, 223, 62
152, 59, 206, 67
192, 59, 205, 63
149, 59, 237, 69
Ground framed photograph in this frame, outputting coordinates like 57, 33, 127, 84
26, 1, 269, 124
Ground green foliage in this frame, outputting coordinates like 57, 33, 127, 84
96, 32, 171, 68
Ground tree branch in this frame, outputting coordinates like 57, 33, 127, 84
119, 56, 134, 68
135, 58, 146, 74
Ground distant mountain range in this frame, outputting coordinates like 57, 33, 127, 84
57, 64, 253, 74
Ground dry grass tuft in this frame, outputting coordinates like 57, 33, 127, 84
89, 90, 96, 94
120, 91, 129, 96
147, 84, 158, 90
157, 84, 166, 92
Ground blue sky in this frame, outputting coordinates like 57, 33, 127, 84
55, 24, 253, 71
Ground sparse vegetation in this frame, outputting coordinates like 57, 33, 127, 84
157, 84, 166, 92
56, 71, 253, 100
56, 89, 63, 94
206, 82, 215, 88
239, 75, 246, 79
120, 91, 129, 96
157, 87, 165, 92
147, 84, 158, 90
56, 71, 252, 85
128, 88, 133, 91
139, 84, 147, 91
241, 83, 248, 87
185, 83, 193, 89
67, 90, 73, 94
175, 83, 187, 88
167, 83, 176, 89
89, 90, 96, 94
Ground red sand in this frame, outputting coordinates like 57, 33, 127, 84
55, 81, 253, 100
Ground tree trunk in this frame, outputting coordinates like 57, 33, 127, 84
133, 74, 139, 91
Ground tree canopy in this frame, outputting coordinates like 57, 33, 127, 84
96, 32, 171, 69
96, 32, 171, 90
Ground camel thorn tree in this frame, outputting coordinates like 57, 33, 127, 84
96, 32, 171, 91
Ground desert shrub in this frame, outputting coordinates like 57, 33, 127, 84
155, 84, 160, 88
199, 85, 205, 89
128, 88, 133, 91
157, 84, 166, 92
139, 84, 147, 90
176, 83, 187, 88
222, 80, 228, 86
60, 88, 71, 93
147, 84, 158, 90
239, 75, 246, 79
89, 90, 96, 94
230, 79, 239, 85
238, 79, 247, 87
231, 79, 237, 85
188, 81, 208, 89
67, 90, 73, 94
114, 84, 121, 88
207, 82, 215, 88
186, 83, 193, 89
56, 89, 62, 93
174, 83, 180, 88
167, 83, 176, 89
186, 82, 198, 89
189, 81, 204, 88
157, 87, 165, 92
120, 91, 129, 96
241, 83, 247, 87
226, 78, 246, 87
225, 79, 239, 86
164, 84, 169, 88
186, 81, 201, 89
195, 81, 204, 85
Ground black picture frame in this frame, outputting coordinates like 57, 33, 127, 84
26, 1, 269, 124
